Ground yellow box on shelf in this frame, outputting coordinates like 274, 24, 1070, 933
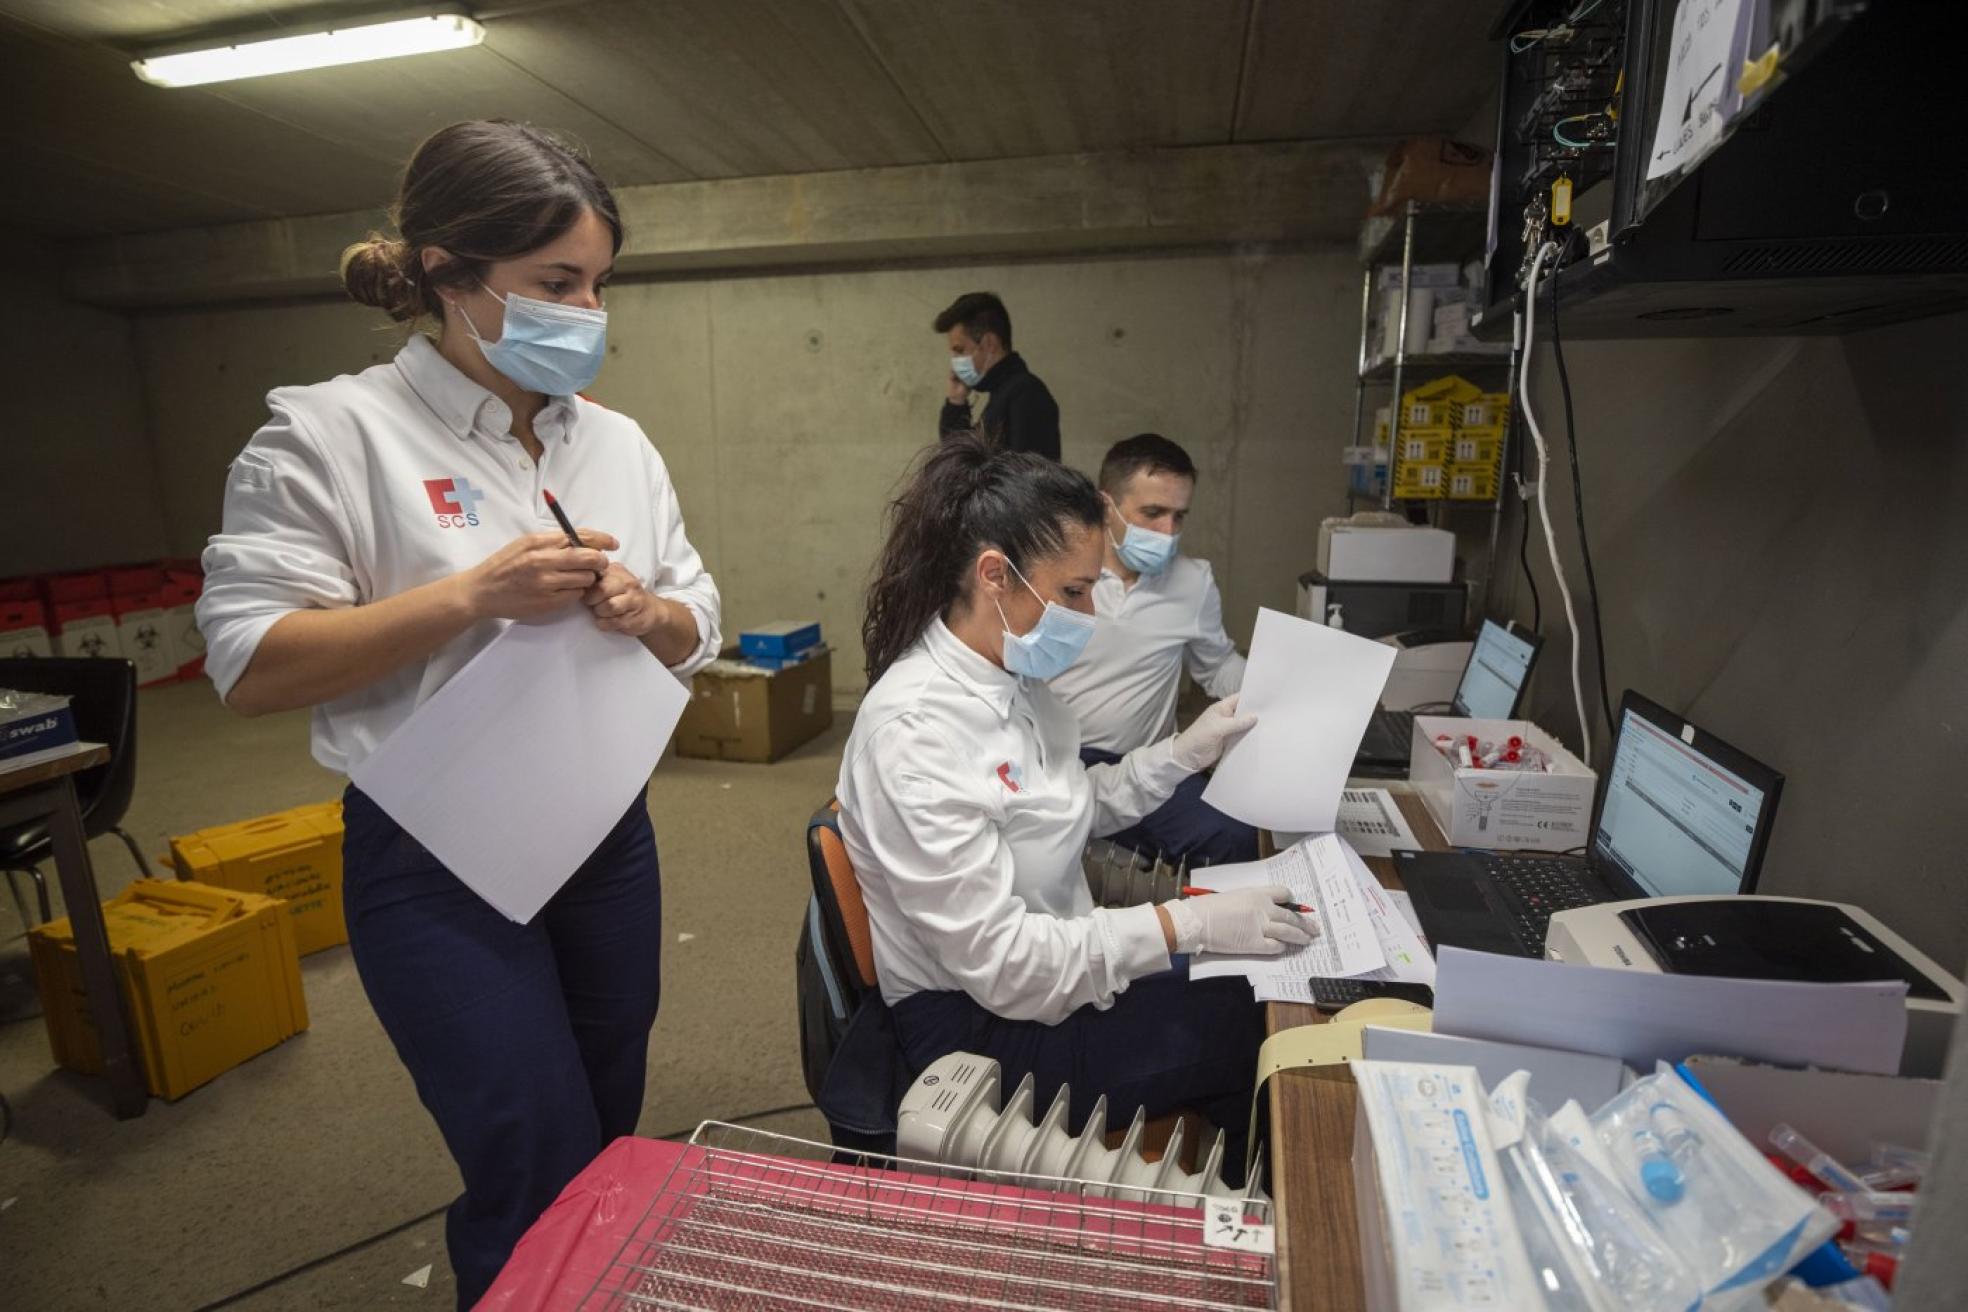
169, 801, 346, 956
1458, 393, 1512, 429
1397, 427, 1452, 466
1398, 376, 1484, 429
29, 879, 309, 1101
1393, 461, 1447, 499
1448, 461, 1502, 501
1451, 428, 1505, 465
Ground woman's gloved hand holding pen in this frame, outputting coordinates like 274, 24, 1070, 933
1162, 885, 1317, 956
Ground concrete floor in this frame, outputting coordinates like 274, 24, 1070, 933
0, 678, 842, 1309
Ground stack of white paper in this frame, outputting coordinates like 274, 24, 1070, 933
1430, 947, 1911, 1075
1188, 834, 1387, 1002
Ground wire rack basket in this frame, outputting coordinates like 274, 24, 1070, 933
579, 1121, 1277, 1311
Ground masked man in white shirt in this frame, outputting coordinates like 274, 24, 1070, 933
1051, 434, 1257, 867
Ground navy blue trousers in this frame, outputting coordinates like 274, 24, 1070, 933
892, 966, 1264, 1187
340, 785, 663, 1309
1081, 746, 1259, 868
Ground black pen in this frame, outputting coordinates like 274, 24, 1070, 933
542, 488, 602, 584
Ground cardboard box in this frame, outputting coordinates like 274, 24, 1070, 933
0, 598, 53, 658
112, 592, 178, 686
1681, 1056, 1938, 1166
1459, 394, 1512, 429
0, 693, 78, 761
52, 598, 123, 660
675, 646, 833, 763
170, 801, 347, 956
738, 620, 821, 663
1316, 523, 1456, 584
29, 879, 309, 1101
1410, 714, 1597, 850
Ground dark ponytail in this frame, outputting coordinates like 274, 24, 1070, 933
863, 432, 1104, 684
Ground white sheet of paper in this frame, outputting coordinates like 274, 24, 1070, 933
1333, 786, 1422, 859
1384, 889, 1424, 937
1345, 845, 1436, 987
1647, 0, 1757, 179
349, 613, 688, 924
1431, 946, 1911, 1075
1202, 609, 1396, 832
1188, 835, 1387, 993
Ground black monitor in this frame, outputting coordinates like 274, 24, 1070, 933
1588, 691, 1786, 900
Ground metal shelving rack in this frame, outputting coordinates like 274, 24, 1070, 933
1347, 199, 1520, 622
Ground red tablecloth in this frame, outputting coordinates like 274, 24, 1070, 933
478, 1136, 690, 1310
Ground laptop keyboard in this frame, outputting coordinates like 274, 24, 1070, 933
1361, 709, 1415, 761
1482, 854, 1600, 953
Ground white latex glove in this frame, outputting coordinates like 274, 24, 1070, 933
1170, 694, 1258, 772
1162, 885, 1318, 956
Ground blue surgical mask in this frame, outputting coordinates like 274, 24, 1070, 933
1106, 499, 1180, 575
458, 284, 608, 396
952, 355, 982, 388
994, 559, 1096, 681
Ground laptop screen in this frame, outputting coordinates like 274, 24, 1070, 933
1453, 621, 1537, 718
1592, 710, 1768, 899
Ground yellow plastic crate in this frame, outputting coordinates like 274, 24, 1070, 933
170, 801, 346, 956
1451, 428, 1505, 465
1398, 376, 1483, 429
1448, 461, 1502, 501
1393, 461, 1447, 499
1397, 427, 1452, 466
1458, 394, 1512, 429
29, 880, 309, 1101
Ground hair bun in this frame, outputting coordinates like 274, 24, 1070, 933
339, 234, 419, 321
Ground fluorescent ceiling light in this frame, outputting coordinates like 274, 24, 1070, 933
133, 13, 483, 88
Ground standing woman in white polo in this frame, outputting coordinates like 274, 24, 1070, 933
196, 120, 719, 1306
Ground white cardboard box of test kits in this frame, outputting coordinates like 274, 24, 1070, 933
1410, 715, 1596, 851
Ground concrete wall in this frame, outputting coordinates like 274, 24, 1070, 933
1494, 311, 1968, 971
135, 246, 1365, 680
1, 229, 167, 577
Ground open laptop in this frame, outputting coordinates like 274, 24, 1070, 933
1354, 619, 1544, 776
1394, 690, 1785, 958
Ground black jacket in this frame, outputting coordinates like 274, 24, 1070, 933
938, 352, 1060, 461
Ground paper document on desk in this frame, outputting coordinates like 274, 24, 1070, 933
1333, 787, 1422, 858
350, 612, 688, 924
1188, 835, 1386, 999
1347, 847, 1436, 987
1202, 608, 1396, 832
1431, 947, 1910, 1075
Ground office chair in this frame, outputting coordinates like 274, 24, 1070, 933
0, 658, 153, 926
795, 799, 1205, 1171
796, 799, 898, 1155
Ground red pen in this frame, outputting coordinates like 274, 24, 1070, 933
1181, 886, 1315, 915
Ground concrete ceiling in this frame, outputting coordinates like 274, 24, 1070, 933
0, 0, 1499, 239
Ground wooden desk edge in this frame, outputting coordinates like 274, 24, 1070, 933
1266, 788, 1444, 1312
0, 742, 111, 791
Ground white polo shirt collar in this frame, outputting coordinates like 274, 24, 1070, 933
394, 332, 579, 446
922, 616, 1017, 721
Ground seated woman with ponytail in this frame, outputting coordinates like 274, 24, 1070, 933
836, 434, 1319, 1181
